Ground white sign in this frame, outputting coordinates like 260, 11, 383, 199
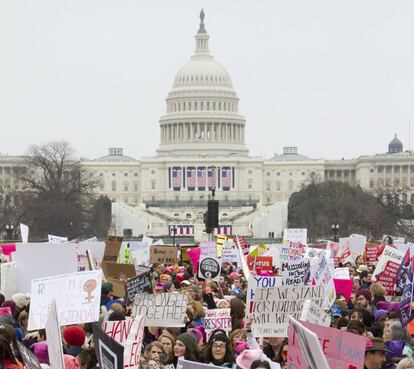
300, 300, 331, 327
200, 241, 217, 258
281, 259, 311, 286
104, 317, 145, 369
251, 285, 325, 337
20, 223, 29, 243
48, 234, 68, 243
283, 228, 307, 244
28, 270, 102, 330
0, 262, 18, 299
372, 245, 406, 281
333, 268, 350, 279
132, 292, 188, 327
246, 275, 283, 314
45, 301, 65, 369
221, 241, 240, 264
205, 309, 231, 340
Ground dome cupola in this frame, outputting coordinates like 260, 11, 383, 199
388, 134, 403, 154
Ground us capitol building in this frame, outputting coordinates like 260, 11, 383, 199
1, 12, 414, 241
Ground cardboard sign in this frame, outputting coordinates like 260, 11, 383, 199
288, 319, 368, 369
333, 279, 353, 302
198, 255, 221, 281
177, 358, 223, 369
300, 300, 331, 327
104, 317, 145, 369
284, 228, 307, 244
365, 244, 379, 266
251, 285, 325, 337
281, 259, 311, 286
103, 236, 123, 264
103, 262, 136, 297
247, 256, 273, 271
45, 301, 65, 369
0, 262, 18, 299
93, 322, 124, 369
377, 260, 399, 295
18, 342, 42, 369
149, 245, 178, 265
373, 245, 406, 280
125, 272, 152, 304
333, 268, 349, 279
246, 275, 283, 314
132, 292, 188, 327
48, 234, 68, 243
28, 270, 102, 330
205, 308, 231, 340
221, 241, 240, 264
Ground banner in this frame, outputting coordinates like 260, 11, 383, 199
198, 255, 221, 281
284, 228, 307, 244
93, 322, 124, 369
205, 308, 231, 340
246, 275, 283, 314
48, 234, 68, 243
125, 272, 152, 304
300, 300, 331, 327
288, 319, 368, 369
281, 259, 311, 286
45, 301, 65, 369
104, 317, 145, 369
149, 245, 178, 265
251, 285, 325, 337
247, 256, 273, 272
398, 251, 414, 326
372, 245, 406, 281
288, 317, 330, 369
28, 270, 102, 330
132, 292, 188, 327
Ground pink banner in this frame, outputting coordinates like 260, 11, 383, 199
288, 320, 368, 369
333, 279, 353, 302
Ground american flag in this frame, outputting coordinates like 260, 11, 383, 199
169, 225, 194, 236
187, 167, 196, 190
216, 225, 233, 235
222, 167, 231, 190
197, 167, 206, 190
235, 236, 250, 255
207, 167, 214, 189
172, 167, 182, 190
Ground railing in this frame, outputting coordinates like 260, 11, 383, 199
143, 198, 259, 208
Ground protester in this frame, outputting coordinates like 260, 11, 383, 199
204, 330, 236, 368
169, 332, 197, 368
364, 338, 388, 369
63, 325, 86, 357
158, 332, 175, 364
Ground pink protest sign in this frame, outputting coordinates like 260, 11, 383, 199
333, 279, 353, 302
186, 247, 201, 270
288, 320, 368, 369
1, 244, 16, 256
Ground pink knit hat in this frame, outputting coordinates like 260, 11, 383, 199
236, 349, 263, 369
30, 341, 49, 364
64, 355, 80, 369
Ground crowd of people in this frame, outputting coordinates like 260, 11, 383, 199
1, 248, 414, 369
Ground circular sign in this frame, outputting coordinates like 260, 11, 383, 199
199, 257, 220, 280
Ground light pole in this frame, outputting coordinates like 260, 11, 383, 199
171, 225, 177, 247
331, 224, 339, 242
5, 224, 14, 241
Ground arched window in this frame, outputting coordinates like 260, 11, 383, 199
186, 213, 192, 219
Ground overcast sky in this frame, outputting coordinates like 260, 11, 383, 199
1, 1, 414, 160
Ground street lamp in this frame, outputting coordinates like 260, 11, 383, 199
5, 224, 14, 241
331, 224, 339, 242
171, 225, 177, 247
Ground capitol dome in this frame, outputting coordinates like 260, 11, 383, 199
157, 10, 248, 157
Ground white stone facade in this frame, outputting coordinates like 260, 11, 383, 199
1, 13, 413, 240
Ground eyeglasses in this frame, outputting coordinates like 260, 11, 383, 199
212, 343, 226, 350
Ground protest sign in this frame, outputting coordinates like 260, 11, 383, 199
339, 238, 352, 264
199, 241, 217, 258
300, 300, 331, 327
48, 234, 68, 243
18, 341, 42, 369
287, 242, 306, 261
103, 236, 123, 264
326, 241, 340, 267
333, 268, 349, 279
205, 308, 231, 340
288, 317, 330, 369
0, 262, 18, 299
251, 285, 325, 337
312, 253, 336, 307
149, 245, 178, 265
28, 270, 102, 330
0, 244, 16, 261
103, 262, 136, 297
246, 275, 283, 314
45, 301, 65, 369
247, 256, 273, 272
104, 316, 145, 369
93, 322, 124, 369
372, 245, 406, 280
20, 223, 29, 243
132, 292, 188, 327
349, 234, 367, 257
281, 259, 311, 286
14, 243, 78, 293
365, 244, 379, 266
288, 319, 368, 369
377, 260, 399, 295
333, 279, 353, 301
131, 241, 150, 266
125, 272, 152, 304
284, 228, 307, 244
198, 255, 221, 281
221, 241, 240, 264
177, 358, 222, 369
